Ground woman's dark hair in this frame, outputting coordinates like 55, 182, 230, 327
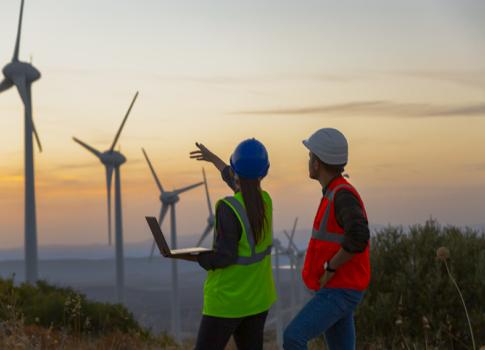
239, 177, 267, 244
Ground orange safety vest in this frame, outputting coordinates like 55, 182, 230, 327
302, 176, 370, 291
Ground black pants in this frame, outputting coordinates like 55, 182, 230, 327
194, 310, 269, 350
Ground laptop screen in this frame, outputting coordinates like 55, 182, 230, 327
145, 216, 171, 256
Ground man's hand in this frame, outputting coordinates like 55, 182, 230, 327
190, 142, 227, 172
318, 249, 355, 288
319, 271, 335, 288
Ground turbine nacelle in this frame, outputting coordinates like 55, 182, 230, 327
160, 191, 180, 205
99, 150, 126, 167
2, 61, 41, 84
207, 215, 215, 227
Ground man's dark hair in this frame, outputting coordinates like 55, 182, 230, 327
311, 153, 346, 175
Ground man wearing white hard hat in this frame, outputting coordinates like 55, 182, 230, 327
283, 128, 371, 350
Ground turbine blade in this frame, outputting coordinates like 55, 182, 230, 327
284, 230, 298, 253
202, 168, 213, 217
174, 182, 203, 196
196, 224, 213, 247
106, 167, 114, 246
283, 230, 291, 250
32, 120, 42, 152
291, 217, 298, 239
0, 79, 13, 93
72, 137, 102, 157
13, 0, 25, 61
13, 78, 42, 152
27, 84, 42, 152
159, 204, 169, 225
149, 241, 157, 261
141, 148, 164, 193
110, 91, 139, 152
149, 205, 169, 259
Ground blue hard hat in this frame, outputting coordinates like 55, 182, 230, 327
230, 138, 270, 179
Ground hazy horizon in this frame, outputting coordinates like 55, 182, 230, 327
1, 0, 485, 249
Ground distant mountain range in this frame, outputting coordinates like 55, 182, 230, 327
1, 224, 483, 261
0, 235, 200, 261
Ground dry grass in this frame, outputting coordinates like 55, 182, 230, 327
0, 322, 179, 350
2, 322, 483, 349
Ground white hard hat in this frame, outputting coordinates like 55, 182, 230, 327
303, 128, 348, 165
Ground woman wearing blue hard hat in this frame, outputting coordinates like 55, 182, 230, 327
189, 139, 276, 350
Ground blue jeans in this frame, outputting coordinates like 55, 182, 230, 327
283, 288, 364, 350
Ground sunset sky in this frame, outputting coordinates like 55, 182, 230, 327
1, 0, 484, 249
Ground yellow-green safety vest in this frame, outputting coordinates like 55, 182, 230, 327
202, 191, 277, 318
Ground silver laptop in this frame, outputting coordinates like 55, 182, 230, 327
145, 216, 213, 257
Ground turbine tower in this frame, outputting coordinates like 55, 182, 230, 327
141, 148, 203, 342
0, 0, 43, 284
73, 91, 139, 303
196, 168, 215, 247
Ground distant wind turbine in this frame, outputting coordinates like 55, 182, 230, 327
0, 0, 43, 284
283, 217, 307, 307
273, 238, 284, 348
196, 168, 215, 247
141, 148, 203, 342
72, 91, 139, 303
283, 217, 298, 310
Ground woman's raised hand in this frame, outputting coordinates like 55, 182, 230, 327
190, 142, 227, 172
190, 142, 216, 163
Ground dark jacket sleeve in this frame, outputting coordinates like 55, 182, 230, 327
334, 189, 370, 253
197, 201, 241, 270
221, 166, 238, 193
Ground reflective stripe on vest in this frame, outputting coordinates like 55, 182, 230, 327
223, 196, 273, 265
311, 184, 354, 244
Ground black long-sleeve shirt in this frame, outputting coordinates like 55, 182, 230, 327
324, 176, 370, 253
197, 167, 242, 270
197, 168, 370, 271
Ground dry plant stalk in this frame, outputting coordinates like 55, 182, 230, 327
437, 247, 476, 350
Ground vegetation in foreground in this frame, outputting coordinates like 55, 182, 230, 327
0, 278, 177, 349
0, 220, 484, 349
355, 220, 484, 350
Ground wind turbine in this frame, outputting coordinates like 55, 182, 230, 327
73, 91, 139, 303
272, 238, 284, 348
283, 218, 298, 311
141, 148, 203, 342
1, 0, 43, 284
283, 217, 307, 307
196, 168, 215, 247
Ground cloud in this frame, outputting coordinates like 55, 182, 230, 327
181, 71, 485, 91
394, 70, 485, 91
466, 163, 485, 172
234, 101, 485, 118
427, 103, 485, 117
181, 73, 357, 85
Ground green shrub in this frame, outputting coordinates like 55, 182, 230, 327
0, 277, 144, 336
356, 220, 485, 349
